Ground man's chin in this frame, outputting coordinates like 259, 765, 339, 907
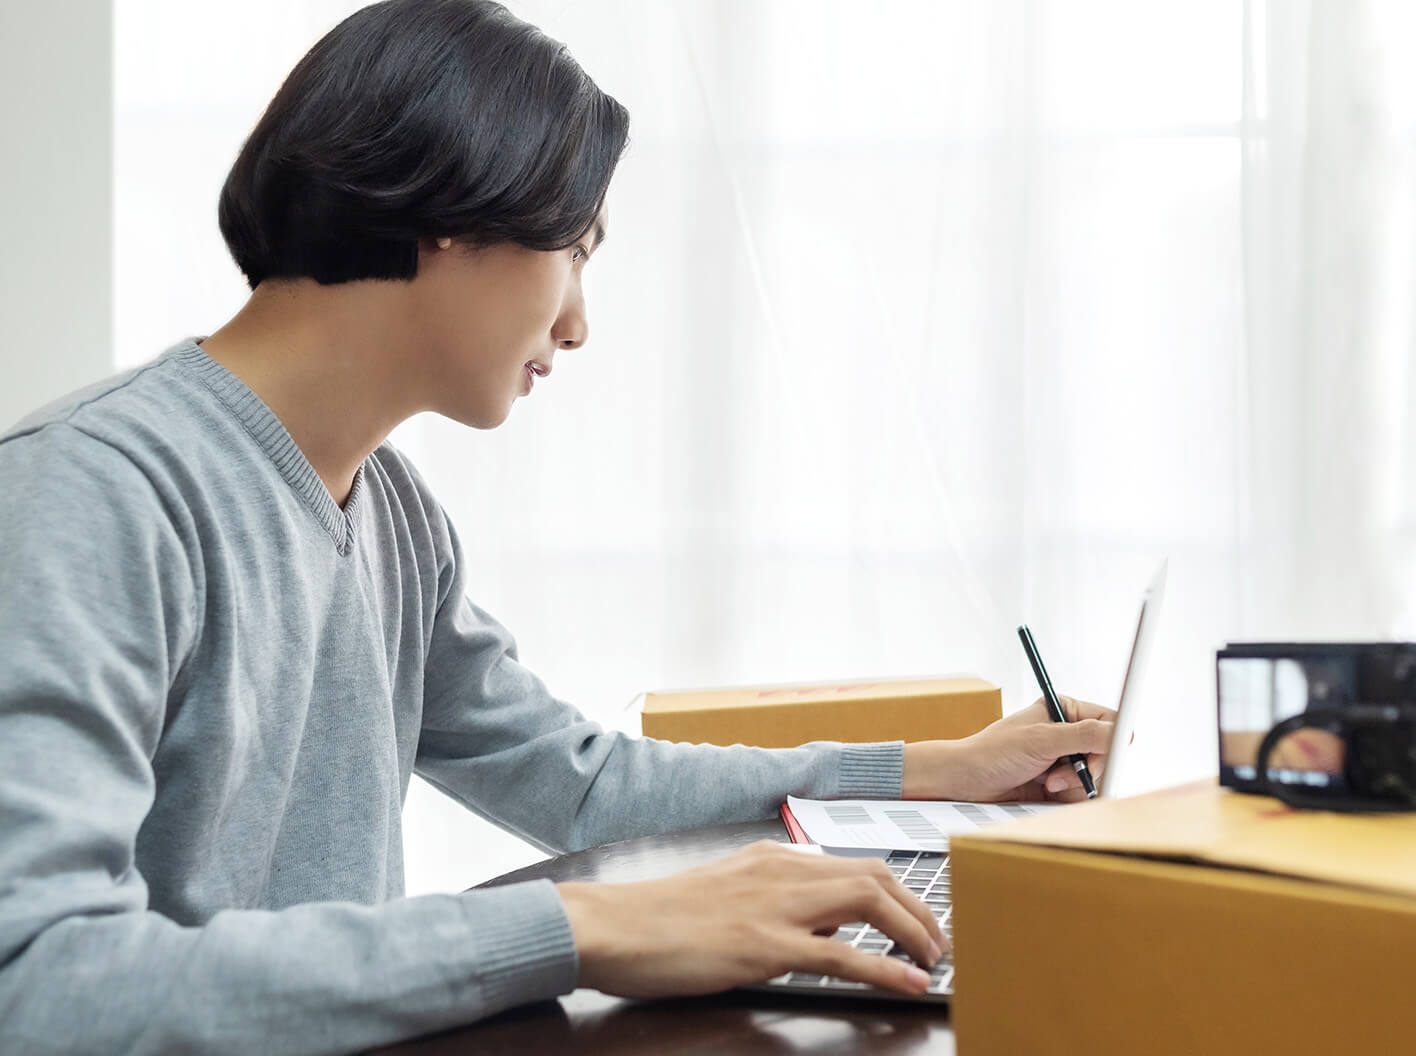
427, 397, 511, 430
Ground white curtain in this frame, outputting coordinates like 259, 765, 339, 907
113, 0, 1416, 893
1241, 1, 1416, 640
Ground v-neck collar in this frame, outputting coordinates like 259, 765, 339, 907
172, 338, 366, 555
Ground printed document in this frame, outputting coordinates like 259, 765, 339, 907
785, 795, 1062, 852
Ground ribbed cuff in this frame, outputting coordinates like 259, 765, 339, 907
836, 741, 905, 799
456, 879, 579, 1014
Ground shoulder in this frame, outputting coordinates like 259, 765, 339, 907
365, 442, 466, 604
0, 415, 156, 507
3, 340, 196, 445
0, 344, 220, 565
368, 442, 448, 533
366, 441, 462, 569
2, 341, 220, 495
0, 418, 190, 582
0, 414, 202, 647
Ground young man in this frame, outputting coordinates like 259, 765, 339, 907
0, 2, 1115, 1052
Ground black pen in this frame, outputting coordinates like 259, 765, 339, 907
1017, 625, 1098, 799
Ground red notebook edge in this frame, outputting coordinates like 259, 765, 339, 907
779, 801, 813, 845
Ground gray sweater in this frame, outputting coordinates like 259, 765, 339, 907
0, 340, 904, 1055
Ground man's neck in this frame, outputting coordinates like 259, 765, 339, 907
198, 280, 424, 506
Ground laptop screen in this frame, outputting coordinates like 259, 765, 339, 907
1098, 560, 1168, 798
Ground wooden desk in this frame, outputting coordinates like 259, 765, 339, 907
375, 820, 955, 1054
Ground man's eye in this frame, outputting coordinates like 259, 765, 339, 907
571, 244, 589, 263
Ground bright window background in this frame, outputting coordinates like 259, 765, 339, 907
113, 0, 1416, 893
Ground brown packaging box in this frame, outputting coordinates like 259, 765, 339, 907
639, 676, 1001, 748
950, 781, 1416, 1056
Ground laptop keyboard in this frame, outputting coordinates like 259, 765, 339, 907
763, 850, 953, 1000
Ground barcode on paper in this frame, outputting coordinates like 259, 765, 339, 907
999, 803, 1038, 819
883, 810, 948, 849
824, 804, 873, 825
950, 803, 994, 827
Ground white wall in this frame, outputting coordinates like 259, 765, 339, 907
0, 1, 113, 429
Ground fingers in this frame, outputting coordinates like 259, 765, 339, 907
1042, 752, 1106, 795
1031, 700, 1115, 799
733, 843, 946, 994
749, 843, 945, 951
1044, 764, 1079, 795
795, 874, 944, 970
790, 934, 933, 996
1033, 716, 1113, 758
1059, 694, 1117, 724
864, 857, 947, 950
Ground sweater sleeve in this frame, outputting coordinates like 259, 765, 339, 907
414, 515, 905, 857
0, 427, 576, 1056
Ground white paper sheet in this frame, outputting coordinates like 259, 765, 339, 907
785, 796, 1063, 852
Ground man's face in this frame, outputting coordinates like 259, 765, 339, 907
409, 210, 606, 428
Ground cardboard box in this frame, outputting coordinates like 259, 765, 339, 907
639, 676, 1001, 748
951, 781, 1416, 1056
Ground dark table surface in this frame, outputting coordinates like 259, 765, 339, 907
373, 820, 955, 1054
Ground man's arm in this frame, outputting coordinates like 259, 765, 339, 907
0, 429, 577, 1055
413, 517, 904, 856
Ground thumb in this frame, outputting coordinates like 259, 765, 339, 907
1033, 718, 1113, 758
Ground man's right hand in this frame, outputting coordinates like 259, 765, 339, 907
556, 840, 946, 998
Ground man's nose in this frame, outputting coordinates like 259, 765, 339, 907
553, 285, 588, 351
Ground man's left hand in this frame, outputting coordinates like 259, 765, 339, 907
900, 696, 1117, 803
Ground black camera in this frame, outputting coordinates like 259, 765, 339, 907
1216, 642, 1416, 812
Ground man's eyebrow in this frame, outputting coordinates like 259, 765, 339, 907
590, 219, 607, 252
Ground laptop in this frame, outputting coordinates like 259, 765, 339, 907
757, 559, 1169, 1003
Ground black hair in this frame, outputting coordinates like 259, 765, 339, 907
218, 0, 629, 288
